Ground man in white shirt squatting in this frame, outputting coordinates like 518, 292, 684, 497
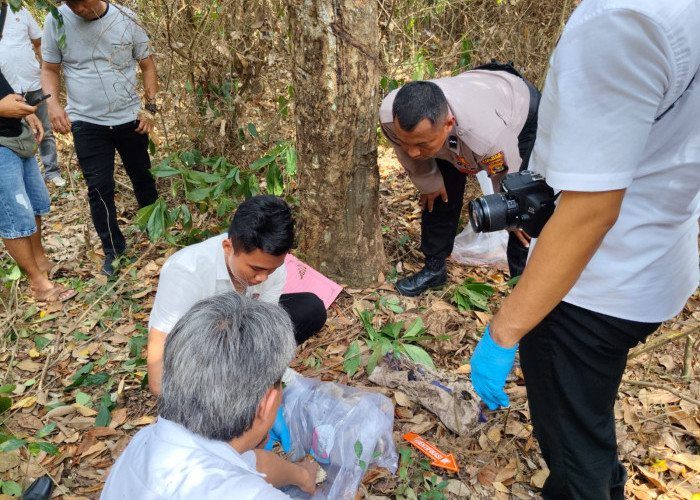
147, 195, 327, 396
101, 293, 319, 499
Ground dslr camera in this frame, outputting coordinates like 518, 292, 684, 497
468, 170, 556, 238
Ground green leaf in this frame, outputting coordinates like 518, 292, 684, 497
402, 344, 436, 369
0, 439, 26, 452
366, 348, 382, 376
247, 123, 259, 138
0, 384, 16, 394
83, 373, 111, 386
249, 154, 277, 171
75, 391, 91, 407
403, 317, 424, 338
354, 440, 363, 458
0, 397, 11, 415
284, 146, 297, 176
95, 404, 111, 428
31, 441, 60, 456
186, 187, 212, 203
34, 335, 51, 350
1, 479, 21, 497
265, 162, 284, 196
150, 162, 180, 178
387, 303, 403, 313
4, 265, 21, 281
358, 459, 367, 471
134, 202, 156, 227
380, 321, 403, 340
356, 309, 377, 339
343, 341, 361, 377
71, 362, 94, 381
35, 422, 56, 439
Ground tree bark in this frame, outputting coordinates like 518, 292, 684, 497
288, 0, 385, 287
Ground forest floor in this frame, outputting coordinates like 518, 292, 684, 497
0, 135, 698, 500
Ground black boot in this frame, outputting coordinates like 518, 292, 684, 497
395, 258, 447, 297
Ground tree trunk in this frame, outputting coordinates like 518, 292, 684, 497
288, 0, 385, 287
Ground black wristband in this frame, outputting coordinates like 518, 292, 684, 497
144, 102, 157, 114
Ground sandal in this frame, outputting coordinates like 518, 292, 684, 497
32, 284, 77, 304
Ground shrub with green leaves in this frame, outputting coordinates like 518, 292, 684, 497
450, 278, 495, 312
343, 310, 448, 376
135, 142, 297, 244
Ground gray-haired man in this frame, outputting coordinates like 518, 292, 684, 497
101, 294, 318, 499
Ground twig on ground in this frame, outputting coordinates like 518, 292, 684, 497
629, 325, 699, 358
621, 378, 700, 406
681, 335, 696, 381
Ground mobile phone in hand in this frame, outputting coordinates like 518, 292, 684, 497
26, 93, 51, 106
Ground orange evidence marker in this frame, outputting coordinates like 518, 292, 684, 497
402, 432, 459, 472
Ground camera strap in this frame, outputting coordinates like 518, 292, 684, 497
0, 2, 8, 41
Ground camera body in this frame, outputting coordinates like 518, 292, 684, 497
468, 170, 556, 237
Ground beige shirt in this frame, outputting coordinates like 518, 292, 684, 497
380, 70, 530, 193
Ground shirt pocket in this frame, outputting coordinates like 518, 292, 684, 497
109, 42, 134, 70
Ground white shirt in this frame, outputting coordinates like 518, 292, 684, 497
530, 0, 700, 322
0, 7, 42, 93
100, 417, 291, 500
149, 234, 287, 334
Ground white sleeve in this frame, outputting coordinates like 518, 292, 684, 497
24, 9, 43, 40
532, 9, 673, 192
149, 260, 205, 334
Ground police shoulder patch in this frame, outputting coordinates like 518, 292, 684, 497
480, 151, 505, 175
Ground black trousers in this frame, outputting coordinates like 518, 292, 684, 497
421, 80, 541, 277
520, 301, 659, 500
72, 120, 158, 257
279, 292, 327, 345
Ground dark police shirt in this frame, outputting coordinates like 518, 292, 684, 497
0, 71, 22, 138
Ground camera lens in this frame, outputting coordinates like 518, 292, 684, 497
469, 193, 519, 233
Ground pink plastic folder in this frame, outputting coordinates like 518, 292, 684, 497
282, 254, 342, 309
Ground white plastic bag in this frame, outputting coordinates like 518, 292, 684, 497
281, 372, 398, 499
452, 171, 509, 270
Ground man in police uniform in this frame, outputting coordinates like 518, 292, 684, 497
380, 64, 539, 296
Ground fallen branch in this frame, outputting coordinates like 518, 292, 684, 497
620, 378, 700, 406
628, 324, 700, 358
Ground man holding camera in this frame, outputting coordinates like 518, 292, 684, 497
380, 64, 540, 296
101, 293, 319, 499
470, 1, 700, 498
41, 0, 159, 276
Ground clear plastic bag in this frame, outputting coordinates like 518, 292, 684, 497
280, 372, 398, 499
452, 171, 509, 270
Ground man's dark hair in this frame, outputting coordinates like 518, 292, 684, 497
392, 81, 448, 132
227, 195, 294, 255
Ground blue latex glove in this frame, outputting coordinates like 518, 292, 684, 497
264, 406, 291, 453
470, 324, 517, 410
